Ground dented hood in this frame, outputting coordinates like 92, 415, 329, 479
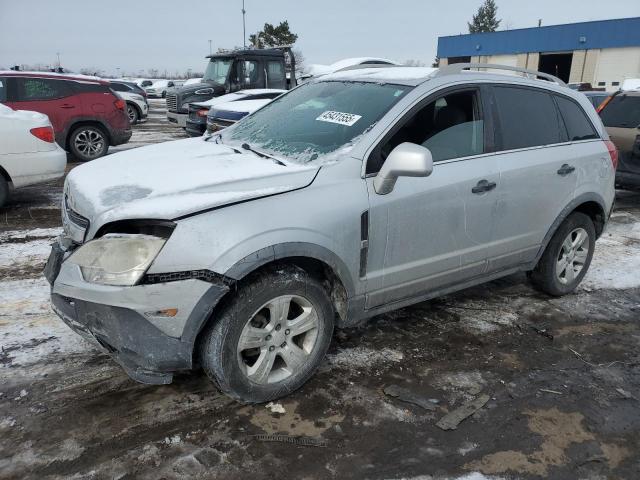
64, 137, 318, 227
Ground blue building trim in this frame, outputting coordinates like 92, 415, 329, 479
438, 17, 640, 58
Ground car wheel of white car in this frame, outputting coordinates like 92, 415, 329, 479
0, 177, 8, 208
69, 126, 108, 161
529, 212, 595, 296
200, 264, 335, 403
126, 104, 139, 124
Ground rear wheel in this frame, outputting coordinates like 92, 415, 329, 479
69, 125, 108, 161
0, 177, 9, 208
126, 103, 139, 124
200, 265, 334, 403
529, 212, 595, 296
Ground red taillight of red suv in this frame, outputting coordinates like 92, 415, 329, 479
30, 126, 55, 143
604, 140, 619, 170
114, 99, 126, 111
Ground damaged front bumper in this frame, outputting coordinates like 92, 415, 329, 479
46, 238, 229, 384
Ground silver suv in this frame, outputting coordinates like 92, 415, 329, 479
45, 64, 616, 402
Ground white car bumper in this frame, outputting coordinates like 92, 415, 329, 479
167, 111, 187, 127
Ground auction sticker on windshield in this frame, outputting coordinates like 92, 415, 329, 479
316, 111, 362, 126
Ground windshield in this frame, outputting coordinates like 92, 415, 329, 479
224, 81, 411, 164
204, 58, 233, 85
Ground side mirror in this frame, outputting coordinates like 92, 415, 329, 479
373, 143, 433, 195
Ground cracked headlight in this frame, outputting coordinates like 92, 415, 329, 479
69, 234, 166, 286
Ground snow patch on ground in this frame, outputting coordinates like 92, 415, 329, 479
0, 278, 94, 368
0, 228, 61, 269
582, 212, 640, 290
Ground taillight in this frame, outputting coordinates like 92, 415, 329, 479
596, 95, 612, 113
196, 109, 209, 118
114, 99, 126, 111
604, 140, 618, 170
30, 126, 55, 143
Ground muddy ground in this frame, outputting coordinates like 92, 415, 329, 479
1, 100, 639, 480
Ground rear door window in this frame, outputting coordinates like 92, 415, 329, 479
555, 95, 599, 141
600, 95, 640, 128
0, 78, 6, 102
16, 77, 72, 101
493, 86, 563, 150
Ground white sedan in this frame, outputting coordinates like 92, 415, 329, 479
0, 103, 67, 207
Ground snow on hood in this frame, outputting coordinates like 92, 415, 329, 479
212, 98, 272, 115
65, 137, 318, 227
192, 89, 285, 108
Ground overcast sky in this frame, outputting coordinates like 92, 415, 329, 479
1, 0, 638, 76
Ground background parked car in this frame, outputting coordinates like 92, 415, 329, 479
145, 80, 176, 98
0, 103, 66, 207
301, 57, 400, 80
108, 81, 149, 124
0, 71, 131, 161
185, 88, 284, 136
134, 79, 154, 88
599, 90, 640, 189
206, 97, 277, 133
581, 91, 610, 109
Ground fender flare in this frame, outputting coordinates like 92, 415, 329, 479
531, 192, 607, 266
223, 242, 356, 298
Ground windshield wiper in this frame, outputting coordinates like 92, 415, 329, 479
241, 143, 286, 166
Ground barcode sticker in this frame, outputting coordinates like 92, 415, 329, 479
316, 111, 362, 126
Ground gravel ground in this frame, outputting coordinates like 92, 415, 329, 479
1, 99, 639, 479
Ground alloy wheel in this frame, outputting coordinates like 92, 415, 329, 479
73, 128, 105, 159
127, 105, 137, 123
237, 295, 319, 385
555, 227, 590, 285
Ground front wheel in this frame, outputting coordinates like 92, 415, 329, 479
200, 265, 335, 403
69, 125, 108, 161
529, 212, 596, 296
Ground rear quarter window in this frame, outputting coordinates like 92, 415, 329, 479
555, 95, 599, 141
0, 78, 6, 102
493, 86, 563, 150
70, 82, 111, 94
600, 95, 640, 128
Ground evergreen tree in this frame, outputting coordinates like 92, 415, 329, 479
249, 21, 298, 48
468, 0, 501, 33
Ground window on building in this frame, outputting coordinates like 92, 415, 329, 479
612, 82, 620, 87
598, 82, 606, 87
493, 86, 563, 150
555, 95, 599, 141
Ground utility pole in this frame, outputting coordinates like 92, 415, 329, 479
538, 19, 542, 27
242, 0, 246, 49
208, 39, 212, 55
56, 52, 60, 67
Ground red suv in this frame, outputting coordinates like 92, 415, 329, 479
0, 72, 131, 161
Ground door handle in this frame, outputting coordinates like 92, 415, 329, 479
557, 164, 575, 176
472, 179, 497, 194
60, 104, 75, 109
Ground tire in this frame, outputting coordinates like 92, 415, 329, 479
0, 177, 9, 208
529, 212, 596, 296
69, 125, 108, 161
200, 265, 335, 403
126, 103, 139, 124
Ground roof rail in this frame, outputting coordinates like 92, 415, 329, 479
335, 63, 402, 73
435, 63, 566, 86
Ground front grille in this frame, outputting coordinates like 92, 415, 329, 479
64, 195, 89, 229
166, 92, 178, 112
